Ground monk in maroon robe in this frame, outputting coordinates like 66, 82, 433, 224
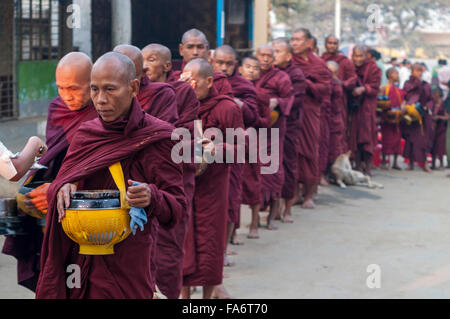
402, 63, 434, 172
166, 29, 233, 98
272, 38, 306, 222
180, 58, 244, 299
379, 68, 405, 169
255, 44, 294, 229
326, 61, 348, 165
291, 28, 332, 209
2, 52, 97, 292
348, 46, 382, 175
238, 57, 271, 239
114, 45, 179, 124
431, 88, 449, 169
35, 52, 185, 299
142, 43, 199, 299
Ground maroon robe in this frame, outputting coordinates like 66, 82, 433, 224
278, 61, 306, 199
348, 59, 381, 157
153, 80, 199, 299
226, 70, 258, 229
322, 52, 358, 134
292, 49, 332, 185
35, 99, 186, 299
381, 84, 405, 155
138, 75, 179, 124
2, 97, 97, 292
255, 68, 294, 208
402, 76, 435, 163
241, 80, 271, 206
431, 101, 447, 157
328, 79, 348, 163
183, 87, 244, 287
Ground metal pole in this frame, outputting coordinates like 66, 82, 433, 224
335, 0, 341, 39
216, 0, 224, 47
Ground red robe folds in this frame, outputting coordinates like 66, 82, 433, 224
138, 75, 179, 124
153, 80, 199, 299
292, 49, 332, 185
35, 99, 186, 299
380, 84, 405, 155
2, 97, 97, 292
226, 70, 258, 228
278, 61, 306, 199
431, 101, 447, 157
348, 59, 381, 157
255, 68, 294, 208
183, 87, 244, 287
328, 79, 348, 163
402, 76, 434, 163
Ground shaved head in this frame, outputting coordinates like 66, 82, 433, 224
326, 60, 339, 76
184, 58, 214, 79
256, 44, 273, 55
214, 45, 237, 60
182, 28, 209, 46
272, 37, 293, 54
213, 45, 238, 76
56, 52, 93, 110
142, 43, 172, 63
113, 44, 144, 79
255, 44, 274, 72
90, 52, 140, 122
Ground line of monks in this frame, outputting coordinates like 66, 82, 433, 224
1, 27, 446, 299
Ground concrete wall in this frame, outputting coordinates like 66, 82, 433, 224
112, 0, 132, 46
253, 0, 270, 48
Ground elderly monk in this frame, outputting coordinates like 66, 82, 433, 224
35, 52, 186, 299
402, 63, 434, 172
272, 38, 306, 222
167, 29, 233, 97
348, 46, 382, 175
238, 56, 271, 239
114, 44, 178, 124
142, 43, 199, 299
326, 61, 348, 164
379, 67, 405, 170
255, 44, 294, 230
2, 52, 97, 292
290, 28, 332, 209
181, 58, 244, 300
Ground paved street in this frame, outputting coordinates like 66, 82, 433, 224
1, 167, 450, 298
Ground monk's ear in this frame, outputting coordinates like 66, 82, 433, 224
164, 60, 172, 73
206, 76, 214, 89
179, 44, 184, 58
287, 52, 292, 61
130, 79, 140, 98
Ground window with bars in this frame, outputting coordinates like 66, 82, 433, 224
15, 0, 72, 61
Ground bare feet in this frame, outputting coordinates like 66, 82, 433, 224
423, 164, 432, 173
226, 249, 238, 256
302, 199, 315, 209
230, 233, 244, 245
212, 284, 232, 299
266, 221, 278, 230
281, 213, 294, 223
247, 227, 259, 239
320, 175, 329, 186
224, 255, 235, 267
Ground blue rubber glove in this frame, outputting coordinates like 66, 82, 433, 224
129, 182, 148, 235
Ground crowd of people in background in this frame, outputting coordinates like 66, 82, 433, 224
1, 26, 450, 300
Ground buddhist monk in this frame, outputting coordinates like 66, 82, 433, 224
142, 43, 199, 299
431, 87, 449, 169
255, 44, 294, 229
238, 56, 271, 239
113, 44, 178, 124
2, 52, 97, 292
35, 52, 186, 299
272, 38, 306, 222
290, 28, 332, 209
326, 61, 348, 165
167, 29, 233, 97
322, 35, 358, 148
402, 63, 434, 172
348, 46, 381, 175
180, 58, 244, 299
379, 67, 405, 170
